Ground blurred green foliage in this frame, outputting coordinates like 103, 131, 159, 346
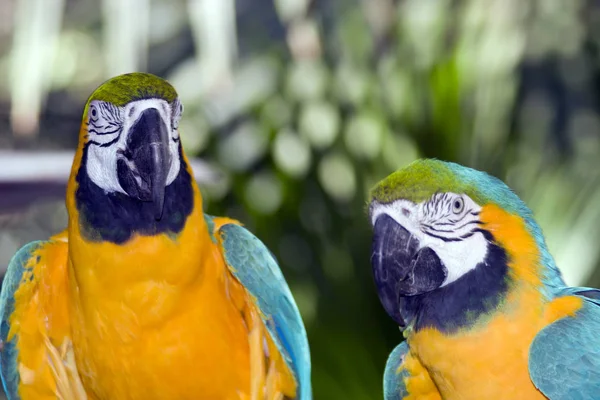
2, 0, 600, 399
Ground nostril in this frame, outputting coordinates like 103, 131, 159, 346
401, 207, 411, 217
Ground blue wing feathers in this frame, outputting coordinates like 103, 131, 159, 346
0, 240, 45, 400
384, 341, 409, 400
214, 219, 312, 400
529, 288, 600, 400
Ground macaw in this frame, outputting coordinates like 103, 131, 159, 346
0, 73, 311, 400
368, 159, 600, 400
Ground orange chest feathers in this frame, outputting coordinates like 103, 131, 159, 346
66, 231, 295, 400
67, 237, 249, 400
407, 290, 581, 400
11, 225, 296, 399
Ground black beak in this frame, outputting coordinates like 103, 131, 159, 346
371, 213, 447, 327
117, 108, 172, 220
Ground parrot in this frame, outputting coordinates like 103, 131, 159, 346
368, 159, 600, 400
0, 72, 312, 400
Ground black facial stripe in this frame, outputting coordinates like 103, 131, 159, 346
423, 224, 486, 242
434, 221, 455, 227
99, 105, 109, 119
108, 104, 121, 120
424, 219, 480, 233
88, 127, 120, 136
99, 102, 119, 120
88, 136, 121, 147
441, 211, 452, 220
459, 228, 487, 240
435, 218, 484, 227
88, 102, 123, 135
438, 209, 480, 224
99, 104, 112, 121
422, 231, 464, 242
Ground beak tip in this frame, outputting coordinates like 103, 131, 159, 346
153, 194, 166, 220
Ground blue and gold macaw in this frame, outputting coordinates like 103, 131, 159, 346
0, 73, 311, 400
369, 159, 600, 399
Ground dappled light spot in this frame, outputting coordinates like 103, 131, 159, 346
378, 58, 413, 119
52, 31, 103, 90
217, 122, 268, 171
261, 96, 292, 130
200, 168, 231, 203
179, 116, 209, 155
299, 100, 339, 150
273, 129, 312, 178
334, 64, 370, 106
286, 60, 328, 101
318, 153, 356, 202
244, 172, 283, 215
344, 113, 384, 160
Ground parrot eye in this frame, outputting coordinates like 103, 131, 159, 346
90, 106, 98, 119
452, 198, 464, 214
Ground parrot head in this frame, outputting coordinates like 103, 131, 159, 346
67, 73, 195, 244
369, 159, 565, 332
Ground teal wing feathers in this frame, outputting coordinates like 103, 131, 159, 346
210, 217, 312, 400
384, 341, 409, 400
0, 241, 45, 400
529, 287, 600, 400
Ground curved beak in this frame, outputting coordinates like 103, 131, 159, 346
117, 108, 172, 220
371, 213, 447, 327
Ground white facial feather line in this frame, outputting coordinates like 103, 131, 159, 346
371, 193, 488, 287
85, 98, 183, 194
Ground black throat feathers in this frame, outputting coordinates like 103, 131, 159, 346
400, 231, 510, 335
75, 144, 194, 244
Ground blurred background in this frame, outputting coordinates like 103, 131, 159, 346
1, 0, 600, 398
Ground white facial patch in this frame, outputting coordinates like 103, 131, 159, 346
85, 98, 183, 194
371, 193, 489, 287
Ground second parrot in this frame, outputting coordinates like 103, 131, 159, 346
370, 159, 600, 400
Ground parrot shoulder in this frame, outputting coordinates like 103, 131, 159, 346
0, 240, 45, 398
206, 214, 312, 400
384, 341, 409, 400
529, 288, 600, 399
384, 341, 441, 400
0, 236, 81, 400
